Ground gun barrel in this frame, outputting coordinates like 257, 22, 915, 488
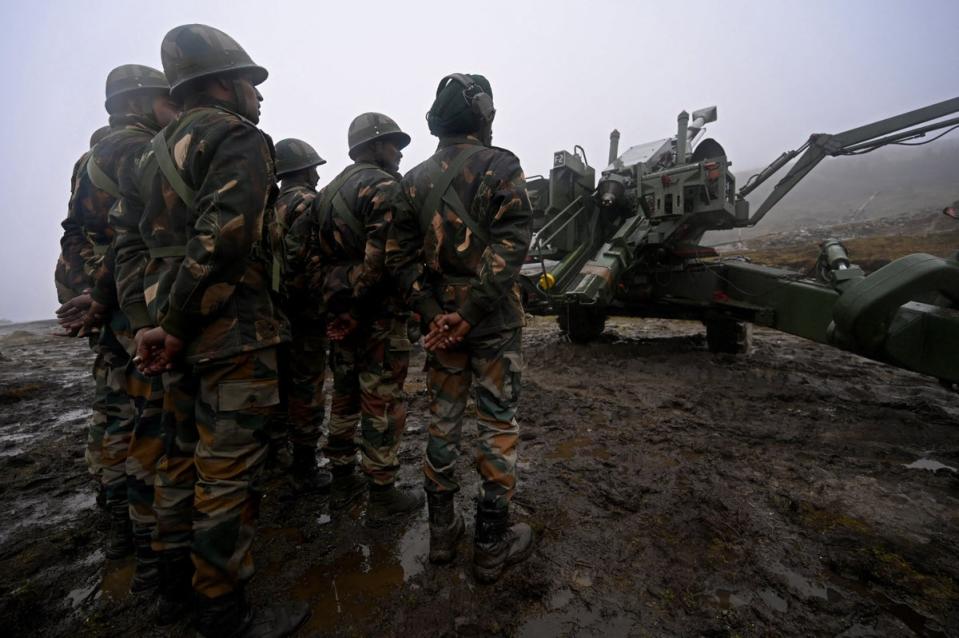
676, 111, 689, 166
608, 129, 620, 166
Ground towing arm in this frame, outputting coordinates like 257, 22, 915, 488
739, 96, 959, 226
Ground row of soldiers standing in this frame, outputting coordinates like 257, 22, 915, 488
54, 23, 534, 638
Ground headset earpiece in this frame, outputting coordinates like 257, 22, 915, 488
436, 73, 496, 125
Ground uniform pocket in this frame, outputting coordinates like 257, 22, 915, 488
217, 378, 281, 411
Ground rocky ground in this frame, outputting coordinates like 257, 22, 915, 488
0, 314, 957, 637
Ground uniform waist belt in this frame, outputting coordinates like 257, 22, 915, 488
441, 275, 475, 285
92, 244, 109, 257
149, 246, 187, 259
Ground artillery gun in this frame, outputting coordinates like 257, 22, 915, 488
522, 97, 959, 386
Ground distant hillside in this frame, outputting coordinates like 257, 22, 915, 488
708, 137, 959, 243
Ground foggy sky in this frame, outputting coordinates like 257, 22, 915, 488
1, 0, 957, 322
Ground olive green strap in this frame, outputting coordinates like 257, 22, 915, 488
151, 131, 195, 208
92, 243, 109, 257
148, 246, 187, 259
421, 145, 488, 245
85, 156, 120, 199
271, 255, 281, 293
332, 192, 365, 237
318, 163, 383, 238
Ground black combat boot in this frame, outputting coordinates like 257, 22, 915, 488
129, 524, 159, 593
329, 464, 367, 510
289, 445, 332, 494
264, 437, 293, 480
154, 549, 193, 626
194, 589, 310, 638
472, 503, 534, 584
105, 502, 134, 559
427, 491, 464, 564
367, 483, 425, 527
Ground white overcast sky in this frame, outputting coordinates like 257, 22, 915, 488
1, 0, 957, 321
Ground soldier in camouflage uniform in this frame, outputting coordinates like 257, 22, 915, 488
386, 74, 534, 582
131, 24, 308, 637
287, 113, 423, 523
54, 124, 111, 490
267, 138, 331, 493
57, 66, 176, 592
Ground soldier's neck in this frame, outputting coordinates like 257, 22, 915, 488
108, 112, 160, 132
437, 134, 486, 149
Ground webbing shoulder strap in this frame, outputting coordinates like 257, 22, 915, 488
149, 109, 210, 208
85, 155, 120, 199
151, 131, 195, 208
317, 163, 385, 238
421, 145, 488, 244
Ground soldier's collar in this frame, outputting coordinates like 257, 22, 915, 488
437, 135, 486, 150
107, 112, 161, 133
280, 175, 316, 190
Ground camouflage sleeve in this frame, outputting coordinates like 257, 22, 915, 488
386, 181, 444, 323
112, 156, 152, 331
278, 191, 316, 305
161, 121, 273, 341
347, 177, 409, 315
457, 154, 532, 327
89, 244, 119, 308
57, 157, 94, 299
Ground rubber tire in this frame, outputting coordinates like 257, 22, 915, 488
705, 318, 752, 354
558, 307, 606, 344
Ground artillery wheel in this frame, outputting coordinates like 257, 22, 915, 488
705, 318, 752, 354
558, 306, 606, 343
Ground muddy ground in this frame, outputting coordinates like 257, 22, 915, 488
0, 316, 957, 637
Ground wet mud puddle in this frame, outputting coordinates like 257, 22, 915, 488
66, 553, 135, 608
291, 512, 429, 636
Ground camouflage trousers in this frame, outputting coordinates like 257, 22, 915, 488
324, 316, 410, 486
126, 370, 164, 531
86, 346, 108, 480
271, 327, 328, 449
424, 327, 523, 510
96, 316, 138, 507
153, 347, 279, 598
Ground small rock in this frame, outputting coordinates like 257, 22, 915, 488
571, 569, 593, 591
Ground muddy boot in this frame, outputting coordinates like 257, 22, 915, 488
329, 465, 367, 510
367, 483, 424, 527
105, 502, 134, 559
264, 438, 293, 480
427, 492, 464, 565
154, 549, 193, 626
129, 525, 159, 593
289, 445, 332, 494
472, 503, 534, 584
194, 590, 310, 638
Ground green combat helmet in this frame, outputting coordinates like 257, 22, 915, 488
275, 138, 326, 177
160, 23, 268, 97
347, 112, 411, 158
104, 64, 169, 112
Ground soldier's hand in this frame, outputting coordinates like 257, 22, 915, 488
80, 300, 109, 336
327, 313, 358, 341
55, 293, 93, 335
424, 313, 471, 351
136, 327, 184, 375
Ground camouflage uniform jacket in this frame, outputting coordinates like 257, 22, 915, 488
112, 96, 286, 364
386, 136, 532, 337
268, 179, 319, 321
59, 115, 160, 306
289, 162, 408, 320
55, 150, 96, 303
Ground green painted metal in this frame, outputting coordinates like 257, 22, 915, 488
522, 99, 959, 385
